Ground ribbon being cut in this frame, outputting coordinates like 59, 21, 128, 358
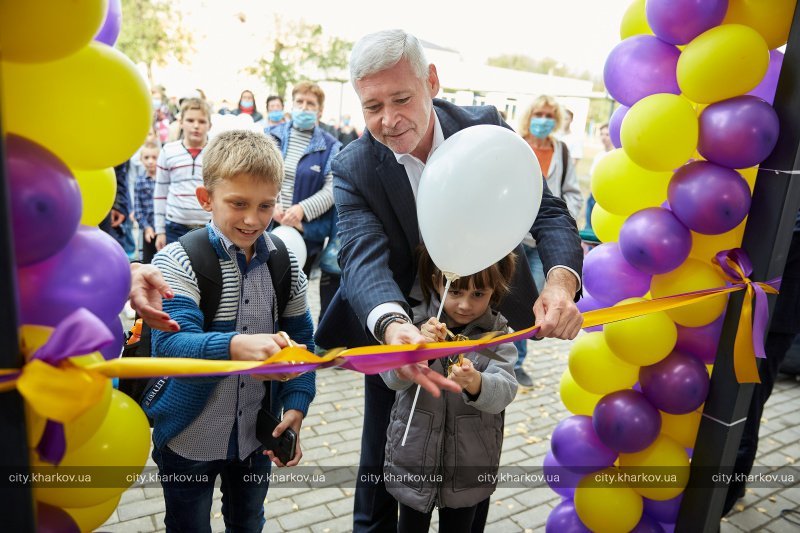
1, 247, 779, 464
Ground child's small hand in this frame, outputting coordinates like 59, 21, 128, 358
420, 317, 446, 343
155, 233, 167, 250
450, 358, 481, 396
144, 227, 155, 243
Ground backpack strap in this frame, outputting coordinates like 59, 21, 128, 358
179, 228, 223, 331
560, 140, 570, 190
266, 233, 292, 320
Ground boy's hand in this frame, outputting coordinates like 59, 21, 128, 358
144, 227, 156, 243
155, 233, 167, 251
230, 333, 292, 361
450, 358, 481, 396
273, 204, 285, 223
263, 409, 304, 467
129, 263, 179, 332
110, 209, 126, 227
420, 317, 446, 343
282, 204, 304, 227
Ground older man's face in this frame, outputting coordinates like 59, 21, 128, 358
354, 58, 440, 158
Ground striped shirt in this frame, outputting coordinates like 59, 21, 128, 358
153, 141, 211, 234
280, 128, 334, 220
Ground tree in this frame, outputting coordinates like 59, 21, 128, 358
117, 0, 194, 85
246, 17, 352, 99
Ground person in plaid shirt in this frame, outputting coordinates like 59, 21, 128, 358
135, 141, 160, 263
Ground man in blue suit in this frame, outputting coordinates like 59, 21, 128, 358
314, 30, 585, 532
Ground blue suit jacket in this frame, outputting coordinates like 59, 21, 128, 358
315, 99, 583, 349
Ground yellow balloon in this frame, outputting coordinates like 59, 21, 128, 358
65, 493, 121, 533
2, 42, 151, 170
591, 203, 626, 243
74, 167, 116, 226
661, 410, 702, 449
591, 149, 672, 216
559, 370, 603, 416
0, 0, 107, 63
568, 332, 639, 395
33, 390, 150, 508
620, 0, 652, 39
575, 468, 643, 532
621, 94, 698, 171
619, 435, 690, 500
689, 220, 746, 263
724, 0, 796, 49
650, 258, 728, 327
739, 167, 758, 191
677, 24, 770, 104
605, 298, 677, 366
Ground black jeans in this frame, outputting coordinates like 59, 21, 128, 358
399, 502, 478, 533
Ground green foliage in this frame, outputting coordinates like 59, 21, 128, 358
246, 17, 352, 98
117, 0, 194, 83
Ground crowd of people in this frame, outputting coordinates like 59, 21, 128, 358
110, 27, 794, 533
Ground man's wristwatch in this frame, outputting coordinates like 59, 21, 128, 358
374, 312, 410, 344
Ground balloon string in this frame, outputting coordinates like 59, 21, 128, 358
404, 278, 451, 447
752, 168, 800, 175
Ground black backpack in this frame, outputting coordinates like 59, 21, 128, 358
118, 229, 292, 405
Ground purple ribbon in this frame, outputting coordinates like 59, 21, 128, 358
30, 309, 114, 464
714, 248, 782, 360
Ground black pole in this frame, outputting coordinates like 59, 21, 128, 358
0, 71, 36, 530
677, 4, 800, 531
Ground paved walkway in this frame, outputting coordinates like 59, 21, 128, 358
102, 279, 800, 532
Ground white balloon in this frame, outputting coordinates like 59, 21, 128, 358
417, 125, 542, 277
270, 225, 307, 269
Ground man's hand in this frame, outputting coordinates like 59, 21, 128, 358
129, 263, 179, 331
281, 204, 304, 227
533, 269, 583, 340
155, 233, 167, 251
386, 322, 461, 396
144, 227, 156, 243
110, 209, 126, 228
263, 409, 304, 467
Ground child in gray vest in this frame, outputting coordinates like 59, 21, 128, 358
380, 246, 519, 532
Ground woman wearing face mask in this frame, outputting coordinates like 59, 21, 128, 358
268, 81, 342, 275
512, 95, 583, 388
232, 89, 264, 124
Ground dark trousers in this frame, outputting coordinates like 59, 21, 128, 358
399, 502, 478, 532
152, 445, 272, 533
319, 271, 341, 322
353, 374, 398, 532
723, 330, 797, 514
165, 220, 204, 245
141, 231, 157, 264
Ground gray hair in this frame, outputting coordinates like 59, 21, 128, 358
349, 29, 429, 86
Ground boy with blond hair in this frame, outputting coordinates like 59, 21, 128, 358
147, 130, 316, 531
154, 97, 213, 249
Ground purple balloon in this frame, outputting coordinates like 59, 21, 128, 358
94, 0, 122, 46
660, 523, 676, 533
546, 500, 592, 533
675, 314, 725, 364
19, 226, 131, 328
100, 316, 125, 360
551, 415, 618, 471
698, 96, 780, 169
640, 351, 710, 414
748, 50, 784, 105
544, 450, 587, 498
668, 162, 752, 235
584, 243, 652, 306
604, 35, 681, 107
609, 105, 629, 149
577, 293, 603, 332
646, 0, 728, 45
37, 502, 80, 533
619, 208, 692, 275
643, 494, 683, 524
631, 512, 667, 533
593, 390, 662, 453
7, 134, 82, 267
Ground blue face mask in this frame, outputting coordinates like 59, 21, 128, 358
268, 110, 284, 122
292, 109, 317, 130
342, 118, 351, 126
529, 117, 556, 139
152, 98, 162, 110
240, 100, 254, 109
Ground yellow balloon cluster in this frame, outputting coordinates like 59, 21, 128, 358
619, 435, 690, 500
591, 149, 671, 216
724, 0, 796, 49
575, 468, 643, 532
74, 167, 117, 226
604, 298, 677, 366
559, 370, 603, 416
568, 332, 639, 394
591, 204, 626, 243
619, 0, 652, 39
650, 259, 728, 327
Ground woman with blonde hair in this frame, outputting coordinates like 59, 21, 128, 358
513, 95, 583, 387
